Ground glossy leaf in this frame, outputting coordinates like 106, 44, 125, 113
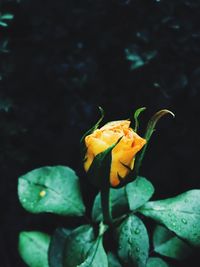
19, 231, 50, 267
49, 228, 71, 267
126, 176, 154, 211
18, 166, 85, 216
63, 225, 95, 267
139, 190, 200, 246
92, 186, 128, 222
153, 225, 192, 260
77, 237, 108, 267
115, 214, 149, 267
146, 257, 169, 267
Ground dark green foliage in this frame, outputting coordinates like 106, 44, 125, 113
18, 231, 50, 267
115, 214, 149, 267
126, 176, 155, 211
49, 228, 71, 267
139, 190, 200, 246
153, 225, 192, 260
18, 166, 86, 216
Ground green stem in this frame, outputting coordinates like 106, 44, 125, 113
100, 185, 112, 225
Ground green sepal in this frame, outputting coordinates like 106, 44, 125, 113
87, 137, 123, 188
80, 106, 104, 160
134, 109, 175, 175
133, 107, 146, 132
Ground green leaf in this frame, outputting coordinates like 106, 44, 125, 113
77, 237, 108, 267
49, 228, 71, 267
19, 231, 50, 267
1, 13, 14, 20
138, 189, 200, 246
63, 225, 95, 267
92, 187, 129, 222
126, 176, 154, 211
107, 252, 122, 267
115, 214, 149, 267
133, 107, 146, 132
18, 165, 85, 216
146, 257, 169, 267
153, 225, 192, 260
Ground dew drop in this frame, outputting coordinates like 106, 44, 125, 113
136, 247, 140, 252
181, 218, 187, 224
172, 222, 176, 227
134, 228, 140, 234
128, 251, 132, 258
128, 237, 132, 245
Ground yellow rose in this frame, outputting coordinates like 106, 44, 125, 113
84, 120, 146, 187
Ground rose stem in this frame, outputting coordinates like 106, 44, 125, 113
100, 182, 112, 225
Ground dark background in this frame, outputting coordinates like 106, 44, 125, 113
1, 0, 200, 266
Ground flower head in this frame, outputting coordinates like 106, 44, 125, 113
84, 120, 146, 186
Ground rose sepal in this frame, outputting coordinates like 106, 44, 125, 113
86, 136, 123, 189
135, 109, 175, 175
80, 107, 104, 160
112, 109, 175, 189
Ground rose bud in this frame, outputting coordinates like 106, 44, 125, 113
83, 120, 146, 187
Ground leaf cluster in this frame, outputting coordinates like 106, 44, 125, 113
18, 166, 200, 267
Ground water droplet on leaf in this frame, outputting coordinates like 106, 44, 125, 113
136, 247, 140, 252
128, 237, 132, 245
134, 228, 140, 234
181, 218, 187, 224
